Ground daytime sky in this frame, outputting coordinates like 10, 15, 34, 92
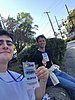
0, 0, 75, 38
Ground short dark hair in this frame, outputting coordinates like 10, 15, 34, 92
0, 29, 14, 40
36, 35, 46, 42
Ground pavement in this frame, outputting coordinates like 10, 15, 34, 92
64, 40, 75, 77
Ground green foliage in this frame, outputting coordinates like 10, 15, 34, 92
4, 12, 38, 53
14, 12, 36, 53
46, 38, 67, 65
66, 9, 75, 32
18, 38, 67, 65
17, 44, 38, 63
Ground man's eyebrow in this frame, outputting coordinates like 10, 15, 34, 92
0, 40, 4, 42
6, 40, 13, 44
0, 40, 3, 41
6, 40, 13, 42
0, 40, 13, 42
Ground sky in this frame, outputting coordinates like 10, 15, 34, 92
0, 0, 75, 38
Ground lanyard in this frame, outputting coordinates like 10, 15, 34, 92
0, 70, 24, 83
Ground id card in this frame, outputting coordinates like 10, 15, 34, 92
42, 52, 49, 62
23, 62, 39, 89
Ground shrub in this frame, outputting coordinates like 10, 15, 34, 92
46, 38, 67, 65
18, 38, 67, 65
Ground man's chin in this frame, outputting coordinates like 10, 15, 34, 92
1, 58, 12, 63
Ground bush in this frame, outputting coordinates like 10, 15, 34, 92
17, 44, 38, 63
18, 38, 67, 65
46, 38, 67, 65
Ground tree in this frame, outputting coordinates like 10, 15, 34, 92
65, 9, 75, 33
4, 12, 38, 53
5, 16, 17, 33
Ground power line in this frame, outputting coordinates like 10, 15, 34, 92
40, 22, 49, 32
36, 13, 45, 25
48, 0, 62, 12
36, 13, 49, 30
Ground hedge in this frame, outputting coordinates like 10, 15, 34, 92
18, 38, 67, 65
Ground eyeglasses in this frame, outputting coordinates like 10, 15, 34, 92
0, 40, 13, 46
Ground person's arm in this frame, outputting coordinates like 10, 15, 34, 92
35, 66, 49, 100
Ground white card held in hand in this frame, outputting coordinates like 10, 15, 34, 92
23, 62, 39, 89
42, 52, 49, 62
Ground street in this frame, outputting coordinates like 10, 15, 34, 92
65, 40, 75, 77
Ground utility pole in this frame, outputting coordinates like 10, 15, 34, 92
0, 22, 2, 29
55, 16, 63, 38
0, 14, 6, 29
65, 4, 74, 32
0, 14, 2, 29
44, 12, 56, 37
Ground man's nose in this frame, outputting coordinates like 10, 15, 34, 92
3, 42, 8, 49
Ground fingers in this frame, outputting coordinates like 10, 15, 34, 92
42, 59, 47, 66
36, 66, 49, 82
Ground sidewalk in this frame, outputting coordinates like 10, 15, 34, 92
64, 41, 75, 77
